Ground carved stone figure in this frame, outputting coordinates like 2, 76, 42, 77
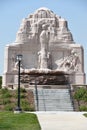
58, 49, 80, 72
14, 60, 24, 72
39, 24, 50, 69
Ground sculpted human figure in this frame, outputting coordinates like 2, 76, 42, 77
58, 49, 79, 72
40, 24, 49, 51
14, 60, 24, 72
39, 24, 50, 69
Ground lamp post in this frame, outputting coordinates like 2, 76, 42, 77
35, 77, 39, 111
15, 54, 23, 112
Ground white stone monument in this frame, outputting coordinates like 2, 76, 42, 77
2, 7, 86, 88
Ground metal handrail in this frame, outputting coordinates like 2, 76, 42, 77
68, 83, 75, 111
35, 78, 39, 111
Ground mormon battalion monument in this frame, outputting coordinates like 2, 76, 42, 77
2, 7, 86, 88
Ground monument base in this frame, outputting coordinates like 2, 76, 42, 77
20, 69, 69, 85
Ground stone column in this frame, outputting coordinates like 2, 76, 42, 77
2, 46, 9, 87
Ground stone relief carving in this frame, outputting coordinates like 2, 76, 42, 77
14, 8, 80, 73
14, 8, 79, 73
14, 59, 24, 72
9, 53, 17, 72
58, 49, 80, 72
16, 7, 73, 43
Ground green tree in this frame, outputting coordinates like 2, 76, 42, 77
0, 76, 2, 89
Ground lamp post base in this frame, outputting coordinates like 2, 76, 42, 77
14, 107, 22, 113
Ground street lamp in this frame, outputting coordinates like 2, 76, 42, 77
15, 54, 23, 112
35, 77, 39, 111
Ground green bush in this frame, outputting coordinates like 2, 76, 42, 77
0, 100, 3, 105
4, 105, 14, 111
20, 88, 27, 93
16, 88, 27, 93
3, 99, 11, 105
23, 106, 31, 111
0, 87, 34, 112
0, 88, 8, 94
28, 106, 35, 111
79, 105, 87, 111
0, 76, 2, 89
15, 93, 26, 99
83, 91, 87, 101
74, 87, 87, 101
20, 100, 34, 111
1, 92, 12, 98
84, 113, 87, 117
20, 94, 26, 98
21, 100, 29, 106
0, 89, 12, 98
22, 104, 34, 111
15, 89, 26, 99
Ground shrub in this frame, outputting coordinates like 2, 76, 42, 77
0, 88, 8, 94
79, 105, 87, 111
16, 88, 27, 93
0, 100, 3, 105
21, 100, 29, 106
84, 113, 87, 117
20, 88, 27, 93
1, 92, 12, 98
23, 106, 31, 111
15, 89, 26, 99
3, 99, 11, 105
83, 91, 87, 101
74, 88, 87, 101
28, 106, 35, 111
0, 76, 2, 89
0, 87, 34, 112
15, 93, 26, 99
22, 104, 34, 111
0, 89, 12, 98
4, 105, 14, 111
20, 94, 26, 98
20, 100, 34, 111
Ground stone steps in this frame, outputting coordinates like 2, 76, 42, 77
33, 87, 74, 111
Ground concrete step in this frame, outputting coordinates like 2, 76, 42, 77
33, 87, 74, 111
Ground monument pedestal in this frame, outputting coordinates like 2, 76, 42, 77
20, 69, 69, 85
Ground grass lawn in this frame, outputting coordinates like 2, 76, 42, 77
84, 113, 87, 117
0, 112, 41, 130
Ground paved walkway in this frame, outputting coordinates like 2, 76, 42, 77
35, 112, 87, 130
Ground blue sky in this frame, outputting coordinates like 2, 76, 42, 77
0, 0, 87, 82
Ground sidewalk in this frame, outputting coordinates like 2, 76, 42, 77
35, 111, 87, 130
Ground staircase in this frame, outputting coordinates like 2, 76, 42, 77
33, 86, 74, 111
